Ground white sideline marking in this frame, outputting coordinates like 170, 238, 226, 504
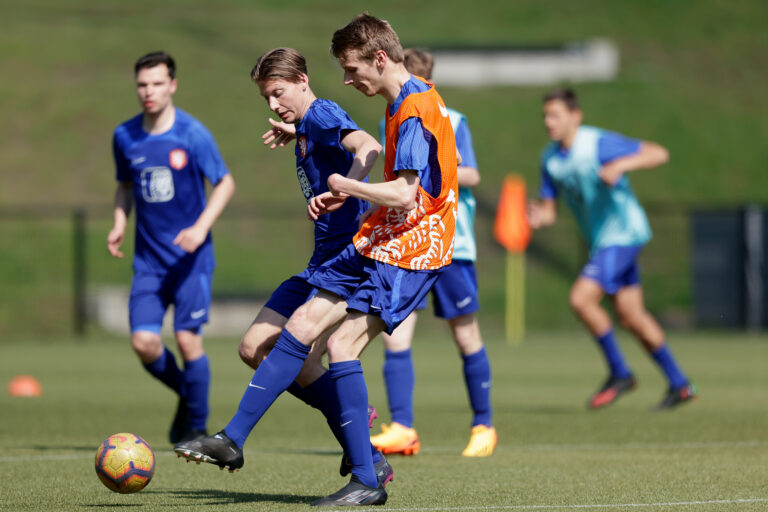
1, 439, 766, 463
384, 499, 768, 511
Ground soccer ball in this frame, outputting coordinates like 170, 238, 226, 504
94, 433, 155, 494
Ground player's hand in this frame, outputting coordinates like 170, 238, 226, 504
308, 192, 348, 220
173, 225, 207, 253
526, 201, 545, 229
261, 118, 296, 149
358, 206, 376, 229
599, 161, 625, 187
107, 227, 125, 258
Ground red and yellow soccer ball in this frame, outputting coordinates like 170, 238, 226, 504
94, 433, 155, 494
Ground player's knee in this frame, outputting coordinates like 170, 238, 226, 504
131, 333, 162, 360
568, 291, 587, 315
326, 335, 355, 362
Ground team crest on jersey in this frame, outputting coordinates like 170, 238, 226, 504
298, 136, 308, 158
169, 149, 188, 170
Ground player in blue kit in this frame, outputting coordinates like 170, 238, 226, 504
108, 51, 236, 443
370, 49, 496, 458
174, 47, 392, 486
179, 14, 459, 506
527, 88, 696, 410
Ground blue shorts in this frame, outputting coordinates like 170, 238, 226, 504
581, 245, 643, 295
307, 243, 441, 334
129, 270, 213, 334
425, 260, 479, 319
264, 269, 318, 319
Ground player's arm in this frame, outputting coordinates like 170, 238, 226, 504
328, 170, 420, 210
107, 182, 133, 258
308, 129, 382, 219
174, 173, 236, 253
454, 118, 479, 187
599, 140, 669, 186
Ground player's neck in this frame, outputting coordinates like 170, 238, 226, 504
382, 65, 412, 105
143, 104, 176, 135
560, 127, 579, 150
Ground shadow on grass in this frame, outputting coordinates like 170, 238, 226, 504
83, 505, 142, 508
152, 488, 322, 506
31, 444, 95, 452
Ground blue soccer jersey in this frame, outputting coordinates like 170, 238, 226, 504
113, 108, 230, 274
294, 99, 369, 267
539, 125, 652, 253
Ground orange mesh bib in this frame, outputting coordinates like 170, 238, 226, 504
353, 80, 458, 270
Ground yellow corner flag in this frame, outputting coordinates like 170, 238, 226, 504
493, 175, 531, 346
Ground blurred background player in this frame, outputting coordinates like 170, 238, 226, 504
527, 88, 696, 411
107, 51, 236, 443
370, 48, 496, 457
174, 47, 391, 486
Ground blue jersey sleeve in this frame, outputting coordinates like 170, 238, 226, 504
394, 117, 429, 179
189, 125, 229, 185
454, 118, 477, 169
538, 166, 558, 200
306, 100, 360, 148
112, 130, 131, 182
597, 130, 641, 165
377, 117, 386, 147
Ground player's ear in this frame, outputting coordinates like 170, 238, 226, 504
170, 78, 178, 95
374, 50, 387, 70
299, 73, 309, 91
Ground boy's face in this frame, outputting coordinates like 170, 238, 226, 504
543, 99, 582, 143
338, 50, 381, 97
258, 77, 308, 124
135, 64, 176, 115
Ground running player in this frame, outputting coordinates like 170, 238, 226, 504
176, 13, 458, 506
370, 48, 496, 457
108, 51, 236, 443
527, 88, 696, 410
175, 47, 391, 486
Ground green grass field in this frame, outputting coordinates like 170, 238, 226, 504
2, 327, 767, 511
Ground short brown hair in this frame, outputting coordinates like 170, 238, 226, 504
251, 47, 308, 83
403, 48, 434, 80
544, 88, 580, 110
135, 51, 175, 79
331, 13, 404, 63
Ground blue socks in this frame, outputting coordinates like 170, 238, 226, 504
142, 346, 183, 395
329, 360, 377, 488
651, 344, 689, 389
462, 347, 492, 427
183, 355, 210, 431
383, 349, 415, 427
289, 373, 381, 465
143, 348, 210, 431
225, 330, 310, 448
595, 330, 633, 378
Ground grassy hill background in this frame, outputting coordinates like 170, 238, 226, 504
1, 0, 767, 337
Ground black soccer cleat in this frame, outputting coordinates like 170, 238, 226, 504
652, 383, 697, 411
339, 454, 394, 488
174, 431, 244, 472
169, 398, 190, 444
311, 475, 388, 507
587, 374, 636, 409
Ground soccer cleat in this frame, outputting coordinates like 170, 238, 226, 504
169, 398, 190, 443
370, 422, 420, 455
367, 405, 378, 428
174, 431, 243, 472
652, 383, 697, 411
311, 475, 388, 507
587, 374, 636, 409
462, 425, 498, 457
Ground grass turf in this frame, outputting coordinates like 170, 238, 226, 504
1, 327, 767, 510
